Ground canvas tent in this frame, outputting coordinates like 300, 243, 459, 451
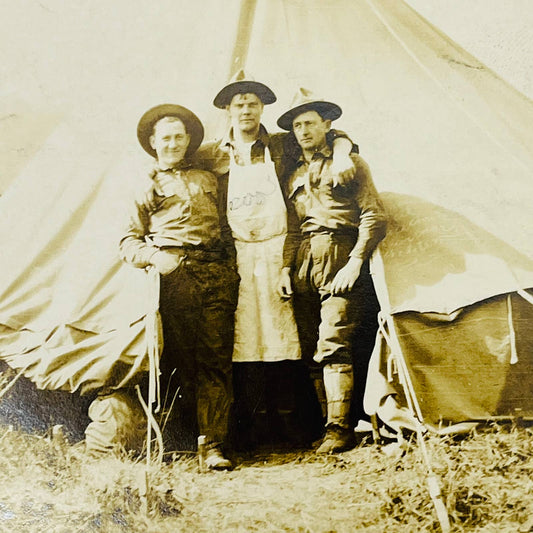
0, 0, 532, 433
0, 1, 246, 395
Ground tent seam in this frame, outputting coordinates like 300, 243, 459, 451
363, 0, 530, 173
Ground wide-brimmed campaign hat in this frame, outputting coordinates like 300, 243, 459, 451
213, 68, 276, 108
277, 88, 342, 131
137, 103, 204, 158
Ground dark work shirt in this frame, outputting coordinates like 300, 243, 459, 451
119, 165, 223, 268
286, 147, 386, 261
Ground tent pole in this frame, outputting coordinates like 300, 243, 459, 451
517, 288, 533, 306
370, 251, 425, 425
227, 0, 258, 77
371, 252, 450, 532
210, 0, 258, 137
377, 315, 424, 423
136, 266, 164, 513
378, 314, 451, 533
507, 294, 518, 364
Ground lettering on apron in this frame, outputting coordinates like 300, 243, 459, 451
226, 146, 300, 362
227, 147, 287, 242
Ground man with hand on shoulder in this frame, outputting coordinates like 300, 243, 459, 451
277, 89, 387, 454
184, 71, 358, 450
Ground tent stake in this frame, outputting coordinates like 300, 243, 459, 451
378, 313, 451, 532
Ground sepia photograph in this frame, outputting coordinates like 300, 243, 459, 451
0, 0, 532, 531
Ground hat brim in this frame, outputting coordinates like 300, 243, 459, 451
213, 81, 276, 108
137, 104, 204, 158
277, 101, 342, 131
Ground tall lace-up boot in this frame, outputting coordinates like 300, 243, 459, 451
316, 364, 356, 454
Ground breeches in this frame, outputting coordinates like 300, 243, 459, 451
159, 257, 239, 444
293, 233, 372, 366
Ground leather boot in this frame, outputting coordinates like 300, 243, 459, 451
316, 364, 356, 454
205, 445, 233, 470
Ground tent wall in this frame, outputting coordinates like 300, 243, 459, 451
0, 98, 62, 195
239, 0, 533, 312
0, 0, 245, 194
0, 1, 247, 392
374, 193, 533, 315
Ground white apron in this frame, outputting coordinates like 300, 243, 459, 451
227, 146, 301, 362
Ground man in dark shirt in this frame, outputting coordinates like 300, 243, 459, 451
277, 89, 387, 454
120, 104, 239, 469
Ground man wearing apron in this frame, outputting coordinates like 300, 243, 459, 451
187, 71, 357, 450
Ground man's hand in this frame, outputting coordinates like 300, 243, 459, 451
330, 153, 356, 186
330, 256, 363, 295
150, 251, 181, 275
277, 267, 293, 300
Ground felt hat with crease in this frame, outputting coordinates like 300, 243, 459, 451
277, 87, 342, 131
137, 103, 204, 158
213, 68, 277, 108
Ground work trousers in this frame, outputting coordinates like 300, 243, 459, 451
293, 232, 372, 367
159, 254, 239, 449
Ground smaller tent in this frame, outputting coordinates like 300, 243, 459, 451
366, 253, 533, 433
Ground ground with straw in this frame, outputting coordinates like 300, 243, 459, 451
0, 424, 531, 532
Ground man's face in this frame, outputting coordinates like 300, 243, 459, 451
227, 93, 264, 135
292, 110, 331, 152
150, 117, 190, 169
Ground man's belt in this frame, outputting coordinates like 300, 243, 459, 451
304, 228, 358, 240
160, 245, 227, 262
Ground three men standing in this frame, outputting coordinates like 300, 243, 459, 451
120, 79, 386, 462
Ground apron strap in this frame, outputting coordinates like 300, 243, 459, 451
229, 143, 273, 166
263, 146, 273, 165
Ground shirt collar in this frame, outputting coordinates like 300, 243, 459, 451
296, 143, 333, 166
222, 124, 270, 150
154, 158, 192, 173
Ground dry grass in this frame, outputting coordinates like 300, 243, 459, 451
0, 424, 531, 532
